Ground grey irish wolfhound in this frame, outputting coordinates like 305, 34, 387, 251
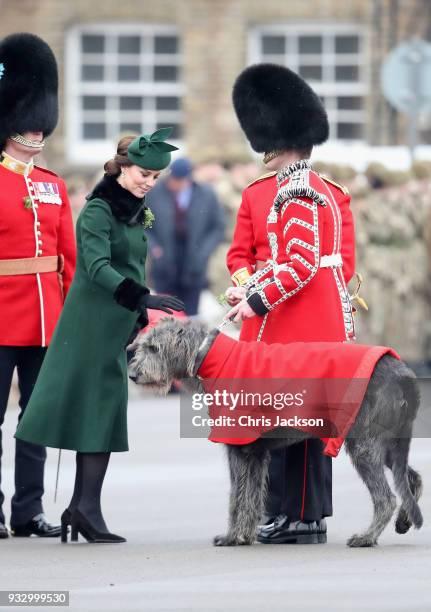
128, 318, 423, 547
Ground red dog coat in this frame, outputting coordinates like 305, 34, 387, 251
197, 333, 399, 457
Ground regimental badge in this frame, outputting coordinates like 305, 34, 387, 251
33, 182, 62, 205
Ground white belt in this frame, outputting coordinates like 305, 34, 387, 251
320, 253, 343, 268
257, 253, 342, 273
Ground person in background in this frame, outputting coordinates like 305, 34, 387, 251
0, 33, 76, 540
146, 158, 225, 316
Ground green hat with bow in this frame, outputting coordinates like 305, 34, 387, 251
127, 127, 178, 170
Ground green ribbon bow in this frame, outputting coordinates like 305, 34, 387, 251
128, 127, 179, 170
137, 127, 178, 153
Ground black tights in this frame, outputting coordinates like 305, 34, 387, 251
68, 452, 110, 533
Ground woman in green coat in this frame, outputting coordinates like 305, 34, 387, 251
16, 128, 184, 543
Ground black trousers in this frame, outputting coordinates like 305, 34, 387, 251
265, 439, 333, 522
0, 346, 47, 525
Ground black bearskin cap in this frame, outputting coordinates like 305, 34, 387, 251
0, 32, 59, 148
232, 63, 329, 152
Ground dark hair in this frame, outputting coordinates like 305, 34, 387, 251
298, 147, 313, 159
104, 135, 135, 177
279, 146, 312, 159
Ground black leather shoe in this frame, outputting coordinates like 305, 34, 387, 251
0, 522, 9, 539
11, 514, 61, 538
257, 514, 319, 544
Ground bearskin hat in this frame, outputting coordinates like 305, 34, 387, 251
0, 32, 58, 148
232, 63, 329, 153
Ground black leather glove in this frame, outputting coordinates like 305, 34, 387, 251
114, 278, 149, 311
139, 294, 185, 314
114, 278, 184, 315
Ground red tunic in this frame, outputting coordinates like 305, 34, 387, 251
227, 161, 355, 343
0, 159, 76, 346
197, 333, 398, 457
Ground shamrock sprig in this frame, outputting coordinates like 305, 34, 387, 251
217, 293, 229, 306
142, 208, 155, 229
23, 196, 33, 209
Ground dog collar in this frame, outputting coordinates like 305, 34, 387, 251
192, 329, 220, 377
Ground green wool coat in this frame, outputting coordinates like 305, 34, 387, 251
16, 188, 147, 452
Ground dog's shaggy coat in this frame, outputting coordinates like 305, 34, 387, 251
129, 319, 423, 547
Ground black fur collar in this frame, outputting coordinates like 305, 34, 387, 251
88, 173, 146, 224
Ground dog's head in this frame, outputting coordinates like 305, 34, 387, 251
128, 317, 207, 395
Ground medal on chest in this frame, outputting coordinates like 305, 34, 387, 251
32, 182, 62, 205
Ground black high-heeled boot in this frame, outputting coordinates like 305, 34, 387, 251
70, 509, 126, 544
60, 509, 78, 543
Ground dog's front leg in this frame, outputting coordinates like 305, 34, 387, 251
214, 444, 270, 546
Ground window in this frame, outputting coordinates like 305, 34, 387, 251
66, 25, 184, 164
249, 24, 366, 142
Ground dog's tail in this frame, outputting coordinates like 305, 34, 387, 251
392, 376, 423, 531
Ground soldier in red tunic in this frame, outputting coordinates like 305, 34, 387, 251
0, 33, 76, 539
224, 64, 356, 544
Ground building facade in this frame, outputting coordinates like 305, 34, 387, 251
1, 0, 430, 170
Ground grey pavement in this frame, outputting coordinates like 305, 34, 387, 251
0, 391, 429, 612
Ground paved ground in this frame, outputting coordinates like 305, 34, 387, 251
0, 390, 429, 612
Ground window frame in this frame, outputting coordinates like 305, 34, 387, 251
248, 22, 368, 143
65, 23, 184, 165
